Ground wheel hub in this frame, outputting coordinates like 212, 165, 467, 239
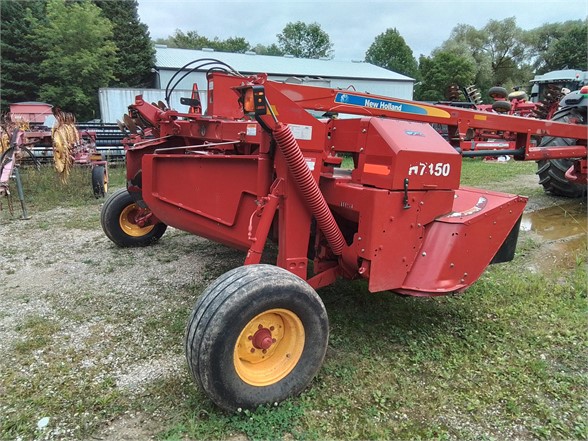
233, 308, 305, 386
252, 327, 274, 350
119, 204, 155, 237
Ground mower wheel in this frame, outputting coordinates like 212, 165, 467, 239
492, 100, 512, 113
101, 188, 167, 247
488, 86, 508, 100
537, 107, 587, 198
92, 165, 108, 198
185, 264, 329, 411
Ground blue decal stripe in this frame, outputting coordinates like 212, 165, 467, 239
334, 92, 448, 118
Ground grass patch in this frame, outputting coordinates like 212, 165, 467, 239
0, 164, 126, 218
12, 315, 61, 354
460, 157, 537, 187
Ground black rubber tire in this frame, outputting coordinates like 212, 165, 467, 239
492, 100, 512, 113
508, 90, 528, 101
185, 264, 329, 411
92, 165, 107, 198
536, 107, 587, 198
488, 86, 508, 100
100, 187, 167, 247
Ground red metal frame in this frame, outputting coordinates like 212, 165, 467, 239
121, 72, 586, 296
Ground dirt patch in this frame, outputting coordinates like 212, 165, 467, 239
89, 414, 160, 441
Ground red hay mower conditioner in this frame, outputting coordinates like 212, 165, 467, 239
101, 62, 587, 411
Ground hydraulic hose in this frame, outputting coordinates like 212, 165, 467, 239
273, 123, 346, 256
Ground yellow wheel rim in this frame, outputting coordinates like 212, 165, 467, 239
119, 204, 155, 237
234, 308, 305, 387
103, 173, 108, 195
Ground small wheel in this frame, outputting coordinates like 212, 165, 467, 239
100, 188, 167, 247
508, 90, 528, 101
488, 86, 508, 100
92, 165, 108, 198
185, 264, 329, 411
492, 100, 512, 113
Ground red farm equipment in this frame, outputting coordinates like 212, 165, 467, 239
0, 103, 109, 201
101, 62, 587, 411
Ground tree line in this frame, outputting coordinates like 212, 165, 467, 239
1, 0, 585, 121
1, 0, 153, 120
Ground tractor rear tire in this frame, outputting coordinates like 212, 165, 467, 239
536, 107, 587, 198
92, 165, 108, 198
185, 264, 329, 411
101, 188, 167, 247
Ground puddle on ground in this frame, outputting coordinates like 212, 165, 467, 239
520, 203, 587, 270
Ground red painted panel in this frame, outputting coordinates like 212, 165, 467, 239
397, 188, 527, 295
142, 154, 264, 251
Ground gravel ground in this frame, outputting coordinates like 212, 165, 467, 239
0, 203, 239, 440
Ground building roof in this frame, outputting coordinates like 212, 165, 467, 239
154, 46, 414, 82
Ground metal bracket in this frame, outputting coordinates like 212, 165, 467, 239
403, 178, 411, 209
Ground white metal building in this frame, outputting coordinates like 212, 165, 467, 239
98, 87, 192, 124
153, 46, 415, 100
98, 46, 414, 123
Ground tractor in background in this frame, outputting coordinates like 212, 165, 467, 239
452, 73, 587, 198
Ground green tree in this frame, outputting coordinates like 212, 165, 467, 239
253, 43, 284, 56
415, 49, 476, 101
523, 22, 567, 72
364, 28, 418, 79
34, 0, 117, 120
440, 31, 494, 94
0, 1, 46, 109
213, 36, 251, 53
93, 0, 155, 87
442, 18, 533, 94
526, 20, 588, 73
277, 22, 333, 59
168, 29, 211, 49
451, 19, 529, 83
164, 29, 251, 53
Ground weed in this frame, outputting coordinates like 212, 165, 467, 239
231, 402, 305, 441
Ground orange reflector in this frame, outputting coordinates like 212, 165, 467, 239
243, 89, 255, 112
363, 164, 390, 175
242, 86, 267, 115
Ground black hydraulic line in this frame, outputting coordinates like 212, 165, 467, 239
164, 58, 242, 107
459, 148, 525, 158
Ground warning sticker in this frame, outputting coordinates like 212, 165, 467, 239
288, 124, 312, 140
246, 124, 257, 136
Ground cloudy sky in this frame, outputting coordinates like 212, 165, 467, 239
137, 0, 587, 61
